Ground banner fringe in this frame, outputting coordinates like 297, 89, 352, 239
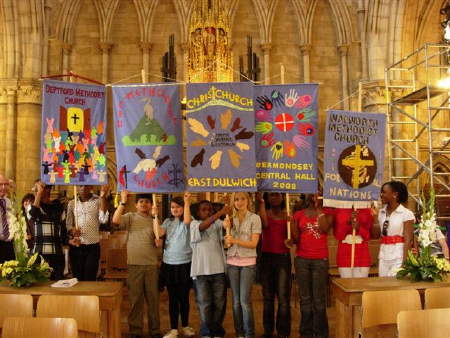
323, 199, 373, 209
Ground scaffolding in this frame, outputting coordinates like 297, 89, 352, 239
385, 43, 450, 223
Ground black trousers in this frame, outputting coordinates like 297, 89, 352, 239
167, 282, 191, 329
0, 240, 15, 263
69, 243, 100, 281
260, 252, 292, 336
42, 254, 65, 281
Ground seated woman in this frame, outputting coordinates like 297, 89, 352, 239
372, 181, 415, 277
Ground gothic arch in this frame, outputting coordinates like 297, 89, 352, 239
327, 0, 353, 46
1, 0, 20, 78
54, 0, 82, 43
92, 0, 120, 42
290, 0, 317, 46
415, 0, 445, 46
250, 0, 279, 43
133, 0, 159, 43
172, 0, 190, 43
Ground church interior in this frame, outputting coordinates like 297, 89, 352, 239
0, 0, 450, 337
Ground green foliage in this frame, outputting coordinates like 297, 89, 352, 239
0, 199, 52, 287
396, 189, 450, 282
0, 253, 52, 287
397, 247, 450, 282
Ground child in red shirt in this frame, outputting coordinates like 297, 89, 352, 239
332, 208, 373, 278
292, 193, 332, 338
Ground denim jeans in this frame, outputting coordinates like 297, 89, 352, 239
295, 257, 329, 338
260, 252, 291, 336
227, 264, 256, 338
193, 273, 227, 337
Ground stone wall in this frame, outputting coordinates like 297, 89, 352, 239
0, 0, 447, 198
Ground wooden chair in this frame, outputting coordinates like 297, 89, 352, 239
425, 287, 450, 309
2, 317, 78, 338
99, 238, 110, 275
104, 248, 128, 281
360, 289, 422, 337
36, 295, 100, 338
397, 308, 450, 338
0, 295, 33, 330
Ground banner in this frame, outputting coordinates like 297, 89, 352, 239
40, 79, 106, 185
186, 82, 256, 192
323, 110, 386, 208
254, 84, 318, 193
112, 84, 184, 192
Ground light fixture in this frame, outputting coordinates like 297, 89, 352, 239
437, 77, 450, 88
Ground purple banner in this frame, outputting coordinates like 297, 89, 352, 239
255, 84, 318, 193
112, 84, 184, 192
323, 110, 386, 208
40, 79, 106, 185
186, 82, 256, 192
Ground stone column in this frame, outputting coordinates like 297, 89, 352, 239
99, 42, 113, 84
140, 42, 152, 83
178, 42, 188, 82
62, 43, 72, 74
299, 44, 311, 83
5, 88, 17, 179
357, 0, 368, 79
338, 45, 350, 110
41, 0, 53, 76
16, 84, 42, 196
260, 43, 272, 84
0, 88, 7, 174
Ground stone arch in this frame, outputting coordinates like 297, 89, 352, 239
134, 0, 159, 43
54, 0, 82, 43
172, 0, 189, 43
92, 0, 120, 42
251, 0, 279, 43
290, 0, 317, 46
327, 0, 353, 46
1, 0, 20, 78
415, 0, 446, 47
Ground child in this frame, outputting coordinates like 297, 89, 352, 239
292, 192, 332, 338
112, 191, 165, 338
258, 192, 291, 338
332, 208, 373, 278
372, 181, 415, 277
225, 192, 261, 338
190, 199, 230, 338
161, 193, 195, 338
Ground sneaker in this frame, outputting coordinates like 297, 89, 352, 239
163, 329, 178, 338
180, 326, 195, 336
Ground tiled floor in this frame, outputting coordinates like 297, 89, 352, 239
120, 284, 336, 337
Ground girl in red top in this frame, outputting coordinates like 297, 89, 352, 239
292, 193, 332, 338
332, 208, 373, 278
258, 192, 291, 338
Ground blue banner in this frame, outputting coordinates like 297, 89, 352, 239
40, 79, 106, 185
112, 84, 184, 192
323, 110, 386, 208
186, 82, 256, 192
254, 84, 318, 193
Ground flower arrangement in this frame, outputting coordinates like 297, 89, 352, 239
0, 196, 52, 287
396, 190, 450, 282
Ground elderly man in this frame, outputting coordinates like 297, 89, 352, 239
0, 174, 15, 263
